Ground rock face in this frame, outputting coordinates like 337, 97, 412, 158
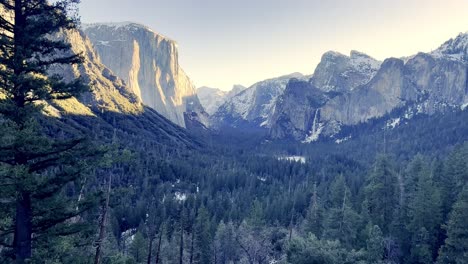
321, 58, 417, 125
269, 33, 468, 141
311, 51, 381, 92
269, 79, 328, 140
82, 22, 207, 128
212, 73, 307, 128
196, 85, 246, 115
46, 28, 196, 147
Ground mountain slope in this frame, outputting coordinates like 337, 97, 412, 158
82, 22, 207, 128
212, 73, 307, 128
197, 85, 246, 115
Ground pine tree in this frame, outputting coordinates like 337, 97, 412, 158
407, 159, 442, 263
193, 207, 212, 264
214, 221, 239, 264
322, 175, 360, 247
130, 231, 148, 263
442, 144, 468, 215
437, 185, 468, 264
366, 225, 384, 264
364, 155, 398, 234
303, 182, 323, 238
411, 227, 432, 264
0, 1, 105, 262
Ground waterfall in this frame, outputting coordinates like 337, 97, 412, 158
312, 108, 319, 134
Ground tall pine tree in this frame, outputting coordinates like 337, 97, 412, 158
0, 1, 105, 262
437, 185, 468, 264
407, 159, 442, 263
364, 155, 398, 235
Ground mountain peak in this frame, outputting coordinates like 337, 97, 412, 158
322, 50, 347, 59
350, 50, 374, 59
431, 31, 468, 61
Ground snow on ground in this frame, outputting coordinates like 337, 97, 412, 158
96, 40, 110, 46
257, 176, 267, 182
387, 118, 401, 129
278, 156, 306, 163
335, 136, 351, 144
278, 156, 306, 164
462, 102, 468, 110
174, 192, 187, 202
302, 123, 324, 143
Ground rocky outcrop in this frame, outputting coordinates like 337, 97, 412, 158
82, 22, 207, 127
405, 53, 468, 111
321, 58, 417, 125
311, 51, 381, 92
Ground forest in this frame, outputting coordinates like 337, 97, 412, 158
0, 1, 467, 264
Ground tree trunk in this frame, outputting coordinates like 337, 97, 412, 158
189, 229, 194, 264
155, 226, 163, 264
94, 173, 112, 264
14, 192, 32, 264
179, 224, 184, 264
12, 1, 32, 262
339, 189, 347, 234
147, 237, 154, 264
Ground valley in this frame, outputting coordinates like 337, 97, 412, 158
0, 1, 467, 264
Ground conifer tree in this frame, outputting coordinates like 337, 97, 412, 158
366, 225, 384, 264
0, 0, 105, 262
364, 155, 398, 234
323, 175, 360, 247
407, 160, 442, 263
193, 207, 212, 264
303, 182, 323, 237
130, 230, 148, 263
437, 185, 468, 264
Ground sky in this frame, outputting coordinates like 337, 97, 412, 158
79, 0, 468, 91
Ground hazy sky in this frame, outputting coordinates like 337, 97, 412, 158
79, 0, 468, 90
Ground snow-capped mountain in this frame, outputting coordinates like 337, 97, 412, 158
212, 73, 308, 128
197, 85, 246, 115
269, 32, 468, 141
311, 50, 381, 92
431, 32, 468, 62
82, 22, 208, 128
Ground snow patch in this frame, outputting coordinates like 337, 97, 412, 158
462, 102, 468, 110
387, 118, 401, 129
257, 176, 267, 182
278, 156, 306, 164
174, 192, 187, 202
302, 123, 324, 143
96, 40, 110, 46
431, 32, 468, 62
121, 228, 137, 246
82, 22, 136, 31
350, 51, 381, 72
335, 136, 351, 144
